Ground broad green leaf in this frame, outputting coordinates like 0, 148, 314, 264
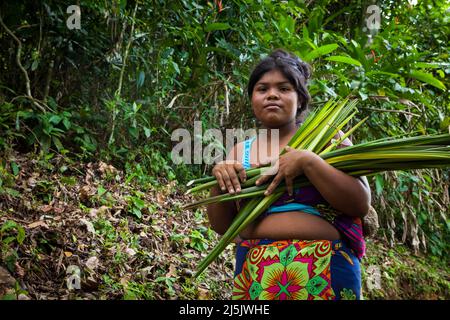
143, 126, 151, 138
366, 71, 403, 79
63, 118, 71, 130
409, 70, 446, 90
11, 162, 19, 176
1, 220, 18, 232
129, 127, 139, 139
0, 220, 25, 244
132, 207, 142, 218
49, 115, 62, 124
302, 26, 310, 40
16, 226, 25, 244
205, 22, 231, 32
31, 60, 39, 71
5, 188, 21, 197
413, 62, 444, 69
137, 71, 145, 88
303, 44, 339, 61
375, 174, 384, 195
325, 55, 362, 67
97, 185, 107, 196
134, 198, 145, 210
53, 137, 63, 151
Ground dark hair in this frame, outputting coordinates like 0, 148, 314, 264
247, 49, 312, 123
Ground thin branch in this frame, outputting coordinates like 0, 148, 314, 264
312, 96, 420, 117
116, 4, 138, 97
359, 107, 420, 117
15, 23, 39, 31
19, 120, 42, 149
43, 60, 54, 102
9, 95, 55, 113
0, 13, 51, 113
109, 3, 139, 145
0, 14, 32, 98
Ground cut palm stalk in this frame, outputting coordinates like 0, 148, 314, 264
319, 116, 369, 155
186, 148, 449, 211
186, 168, 262, 194
195, 197, 261, 277
195, 191, 283, 277
187, 135, 449, 206
188, 98, 359, 194
184, 179, 312, 210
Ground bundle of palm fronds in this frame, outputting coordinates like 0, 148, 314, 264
184, 98, 450, 277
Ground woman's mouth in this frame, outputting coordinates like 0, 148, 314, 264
264, 104, 281, 111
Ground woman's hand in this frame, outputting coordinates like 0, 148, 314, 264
212, 160, 247, 194
255, 146, 319, 196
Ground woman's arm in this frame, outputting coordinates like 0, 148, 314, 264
206, 185, 238, 235
206, 143, 245, 235
302, 153, 371, 217
304, 133, 371, 217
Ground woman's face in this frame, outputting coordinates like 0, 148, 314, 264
251, 69, 298, 128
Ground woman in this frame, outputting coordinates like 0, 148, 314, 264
206, 49, 371, 300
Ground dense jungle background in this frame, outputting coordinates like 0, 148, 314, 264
0, 0, 448, 299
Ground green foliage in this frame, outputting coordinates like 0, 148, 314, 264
125, 191, 146, 219
375, 169, 450, 259
362, 240, 450, 300
0, 221, 25, 246
0, 220, 26, 272
0, 0, 448, 261
188, 226, 211, 252
0, 160, 20, 198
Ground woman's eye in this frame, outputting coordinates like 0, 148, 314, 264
280, 87, 290, 92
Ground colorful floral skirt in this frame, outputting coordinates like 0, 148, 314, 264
232, 239, 361, 300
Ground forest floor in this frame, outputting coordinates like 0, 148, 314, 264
0, 150, 448, 300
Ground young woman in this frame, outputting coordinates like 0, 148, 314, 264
206, 49, 371, 300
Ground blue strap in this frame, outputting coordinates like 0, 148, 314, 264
242, 136, 257, 169
241, 135, 320, 217
266, 203, 321, 216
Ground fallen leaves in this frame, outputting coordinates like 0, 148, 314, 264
88, 206, 109, 219
85, 257, 99, 270
165, 264, 177, 279
79, 185, 96, 202
0, 266, 16, 296
197, 286, 210, 300
124, 247, 136, 257
98, 161, 118, 177
38, 204, 53, 213
0, 152, 235, 300
80, 219, 96, 234
27, 220, 49, 229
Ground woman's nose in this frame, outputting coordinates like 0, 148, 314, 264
267, 88, 279, 99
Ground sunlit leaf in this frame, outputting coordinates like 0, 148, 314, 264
303, 44, 339, 61
325, 55, 362, 67
409, 70, 446, 90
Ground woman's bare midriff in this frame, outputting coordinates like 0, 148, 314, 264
242, 210, 341, 241
239, 142, 341, 241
